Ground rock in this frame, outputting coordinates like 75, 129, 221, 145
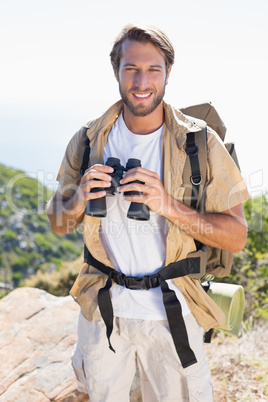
0, 287, 89, 401
0, 287, 141, 402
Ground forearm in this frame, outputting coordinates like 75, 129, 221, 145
46, 191, 86, 235
163, 198, 248, 253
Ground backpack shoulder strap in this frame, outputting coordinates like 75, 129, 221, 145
79, 128, 91, 176
225, 142, 241, 171
182, 120, 208, 212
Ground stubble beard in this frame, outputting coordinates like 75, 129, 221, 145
119, 83, 166, 117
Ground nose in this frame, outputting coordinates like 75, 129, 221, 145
135, 70, 149, 89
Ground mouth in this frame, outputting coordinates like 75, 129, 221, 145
133, 92, 152, 100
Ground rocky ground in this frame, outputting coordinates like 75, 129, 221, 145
0, 288, 267, 401
205, 325, 268, 401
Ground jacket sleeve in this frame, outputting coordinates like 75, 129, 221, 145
56, 127, 87, 199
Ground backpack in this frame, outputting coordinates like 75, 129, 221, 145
180, 102, 240, 280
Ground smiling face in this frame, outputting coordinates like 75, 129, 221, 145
114, 39, 171, 118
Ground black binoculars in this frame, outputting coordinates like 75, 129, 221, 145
85, 157, 150, 221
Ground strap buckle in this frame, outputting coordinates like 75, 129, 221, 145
190, 174, 202, 186
112, 272, 156, 290
126, 275, 151, 290
186, 145, 199, 157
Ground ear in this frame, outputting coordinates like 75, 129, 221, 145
165, 65, 172, 85
112, 62, 119, 82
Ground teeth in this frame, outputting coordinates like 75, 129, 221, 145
134, 93, 151, 98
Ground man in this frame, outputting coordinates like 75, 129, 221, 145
47, 24, 250, 401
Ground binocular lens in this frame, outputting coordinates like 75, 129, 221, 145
127, 202, 150, 221
85, 195, 107, 217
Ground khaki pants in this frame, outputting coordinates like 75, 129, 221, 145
72, 311, 213, 402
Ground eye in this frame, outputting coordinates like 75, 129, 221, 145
125, 67, 136, 71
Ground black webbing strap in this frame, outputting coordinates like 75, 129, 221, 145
185, 132, 202, 209
204, 328, 213, 343
202, 281, 214, 343
229, 143, 235, 157
84, 245, 200, 368
80, 135, 90, 176
98, 273, 115, 352
159, 276, 197, 368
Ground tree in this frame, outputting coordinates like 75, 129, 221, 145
227, 194, 268, 322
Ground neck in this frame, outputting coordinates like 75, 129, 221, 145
123, 102, 164, 134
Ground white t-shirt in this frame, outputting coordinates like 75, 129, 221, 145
99, 112, 190, 320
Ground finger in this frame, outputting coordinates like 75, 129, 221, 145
85, 164, 114, 174
82, 169, 112, 184
120, 171, 159, 185
77, 186, 106, 204
117, 182, 147, 193
83, 164, 113, 181
88, 190, 107, 200
123, 193, 145, 203
80, 179, 111, 194
126, 166, 157, 176
81, 190, 107, 203
123, 167, 158, 179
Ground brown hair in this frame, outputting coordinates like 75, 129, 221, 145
110, 24, 175, 72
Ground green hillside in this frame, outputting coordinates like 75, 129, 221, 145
229, 195, 268, 322
0, 163, 83, 292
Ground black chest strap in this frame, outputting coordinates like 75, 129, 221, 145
84, 245, 201, 369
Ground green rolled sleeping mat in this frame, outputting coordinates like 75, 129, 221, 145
207, 282, 245, 336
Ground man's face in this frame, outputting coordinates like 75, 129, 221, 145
114, 39, 171, 117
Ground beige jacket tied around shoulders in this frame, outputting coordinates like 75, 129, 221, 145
57, 100, 250, 331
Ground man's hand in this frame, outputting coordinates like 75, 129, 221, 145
118, 167, 171, 215
77, 164, 114, 207
47, 164, 113, 235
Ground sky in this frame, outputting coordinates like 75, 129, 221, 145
0, 0, 268, 201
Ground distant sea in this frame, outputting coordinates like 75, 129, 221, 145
0, 101, 104, 192
1, 101, 267, 197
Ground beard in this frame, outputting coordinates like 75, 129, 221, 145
119, 83, 166, 117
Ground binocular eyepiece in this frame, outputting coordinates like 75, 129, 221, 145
85, 157, 150, 221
